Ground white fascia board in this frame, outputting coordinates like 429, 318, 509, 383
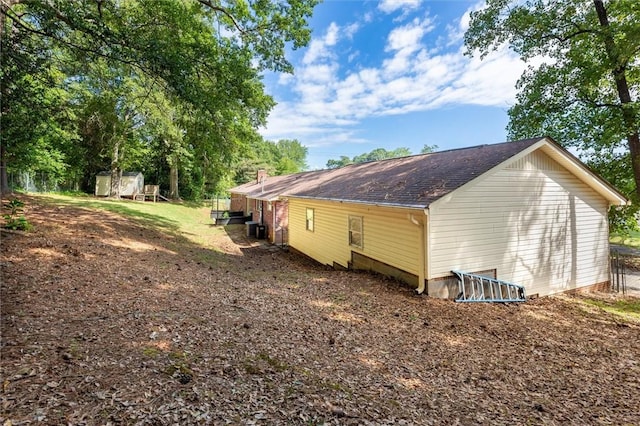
537, 138, 628, 206
430, 137, 628, 209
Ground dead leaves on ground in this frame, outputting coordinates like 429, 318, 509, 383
1, 196, 639, 425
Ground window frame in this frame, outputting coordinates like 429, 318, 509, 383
306, 208, 315, 232
348, 215, 363, 249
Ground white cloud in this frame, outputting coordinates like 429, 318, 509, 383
262, 2, 529, 156
325, 22, 339, 46
378, 0, 422, 14
447, 0, 484, 45
302, 22, 341, 64
386, 17, 432, 52
344, 22, 360, 39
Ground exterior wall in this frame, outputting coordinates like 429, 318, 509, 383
95, 176, 110, 196
251, 199, 263, 223
268, 200, 288, 245
288, 198, 423, 282
120, 174, 143, 197
230, 194, 245, 212
232, 198, 288, 244
94, 173, 143, 197
428, 150, 610, 297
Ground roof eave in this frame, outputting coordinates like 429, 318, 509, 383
537, 137, 629, 206
286, 195, 427, 210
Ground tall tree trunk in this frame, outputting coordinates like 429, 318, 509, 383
594, 0, 640, 199
169, 153, 179, 200
0, 144, 9, 195
110, 140, 121, 198
0, 2, 18, 196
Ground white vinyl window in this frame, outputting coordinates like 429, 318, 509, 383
349, 215, 363, 248
306, 208, 314, 232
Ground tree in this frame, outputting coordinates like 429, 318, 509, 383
1, 0, 318, 195
0, 29, 78, 192
231, 138, 309, 185
420, 144, 438, 154
275, 139, 308, 174
326, 156, 353, 169
326, 147, 412, 169
464, 0, 640, 206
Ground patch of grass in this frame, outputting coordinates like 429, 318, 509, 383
36, 194, 226, 248
611, 230, 640, 248
142, 347, 161, 358
164, 363, 193, 377
243, 352, 289, 375
257, 352, 289, 372
579, 297, 640, 323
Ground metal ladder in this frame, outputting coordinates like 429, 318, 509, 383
452, 270, 526, 303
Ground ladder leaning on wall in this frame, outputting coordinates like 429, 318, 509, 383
452, 270, 526, 303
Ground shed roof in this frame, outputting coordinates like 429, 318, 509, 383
96, 171, 143, 177
230, 137, 627, 208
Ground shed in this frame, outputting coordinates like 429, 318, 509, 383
95, 171, 144, 198
229, 137, 627, 298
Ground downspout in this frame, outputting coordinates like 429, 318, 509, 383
424, 207, 430, 291
409, 212, 427, 294
272, 201, 277, 244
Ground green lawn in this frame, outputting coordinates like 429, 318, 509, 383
576, 297, 640, 323
35, 194, 225, 248
610, 229, 640, 248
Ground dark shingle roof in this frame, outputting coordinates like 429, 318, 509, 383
231, 138, 543, 208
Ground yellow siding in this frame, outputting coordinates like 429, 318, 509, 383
288, 199, 423, 276
429, 150, 610, 296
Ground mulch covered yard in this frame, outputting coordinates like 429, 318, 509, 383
2, 195, 639, 425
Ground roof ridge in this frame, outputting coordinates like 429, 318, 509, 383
323, 137, 545, 170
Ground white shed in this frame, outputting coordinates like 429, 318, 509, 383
95, 171, 144, 198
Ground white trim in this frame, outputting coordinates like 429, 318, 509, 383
430, 137, 627, 209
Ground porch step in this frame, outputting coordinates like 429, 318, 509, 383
452, 270, 526, 303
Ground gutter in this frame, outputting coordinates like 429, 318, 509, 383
410, 208, 429, 295
289, 195, 427, 211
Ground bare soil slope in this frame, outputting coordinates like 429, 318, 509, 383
2, 196, 639, 425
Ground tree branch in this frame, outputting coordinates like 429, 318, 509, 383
197, 0, 244, 34
578, 95, 622, 109
540, 28, 597, 44
3, 8, 150, 74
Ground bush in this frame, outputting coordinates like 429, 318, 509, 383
3, 198, 32, 231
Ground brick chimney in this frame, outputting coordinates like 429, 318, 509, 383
256, 169, 267, 184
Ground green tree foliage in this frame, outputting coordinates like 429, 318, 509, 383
464, 0, 640, 230
326, 147, 412, 169
274, 139, 308, 174
326, 156, 353, 169
0, 18, 78, 191
420, 144, 438, 154
1, 0, 318, 197
232, 138, 308, 185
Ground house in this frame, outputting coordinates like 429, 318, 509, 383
229, 137, 627, 298
95, 171, 144, 198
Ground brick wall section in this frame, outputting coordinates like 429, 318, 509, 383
563, 280, 611, 294
274, 200, 288, 245
262, 201, 274, 241
230, 194, 245, 212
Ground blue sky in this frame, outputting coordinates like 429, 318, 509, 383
260, 0, 529, 170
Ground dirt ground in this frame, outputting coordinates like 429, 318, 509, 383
2, 196, 640, 425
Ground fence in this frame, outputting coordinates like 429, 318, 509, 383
208, 197, 231, 211
610, 250, 627, 295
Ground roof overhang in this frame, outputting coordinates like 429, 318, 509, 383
429, 137, 628, 209
531, 137, 628, 206
286, 195, 427, 210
